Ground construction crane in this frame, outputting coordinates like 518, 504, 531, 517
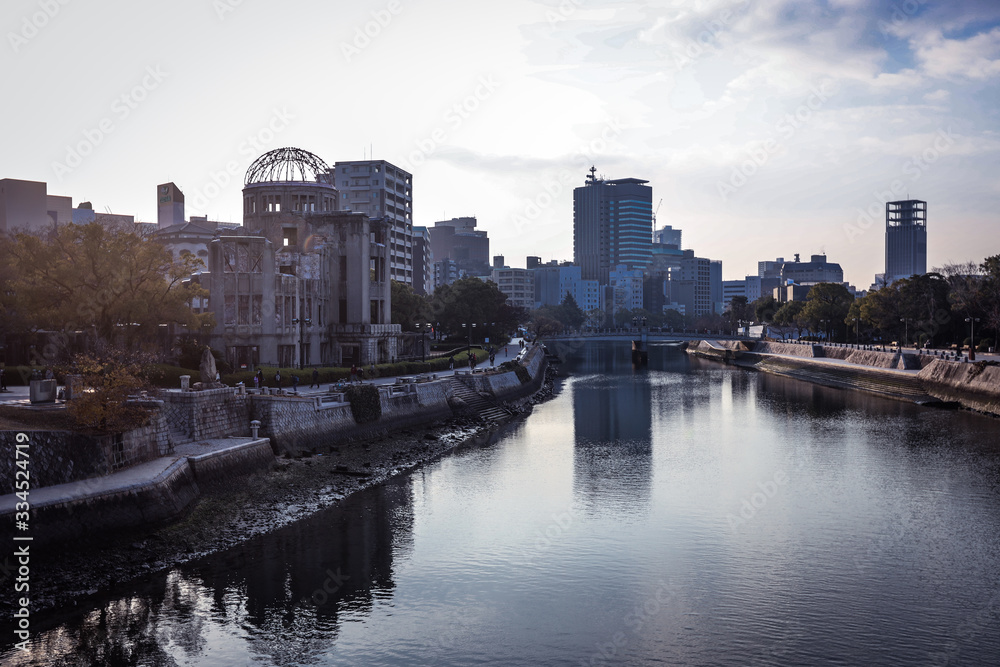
653, 198, 662, 227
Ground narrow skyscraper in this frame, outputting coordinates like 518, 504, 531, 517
573, 167, 652, 285
885, 200, 927, 284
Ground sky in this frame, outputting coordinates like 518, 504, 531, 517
3, 0, 999, 288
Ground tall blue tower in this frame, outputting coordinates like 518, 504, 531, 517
573, 167, 653, 285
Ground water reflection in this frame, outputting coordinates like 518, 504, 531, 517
5, 478, 414, 666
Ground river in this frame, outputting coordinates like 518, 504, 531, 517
5, 341, 1000, 666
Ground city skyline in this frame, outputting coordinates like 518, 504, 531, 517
3, 0, 1000, 287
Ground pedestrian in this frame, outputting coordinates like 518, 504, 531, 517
0, 367, 6, 392
504, 345, 508, 357
370, 362, 376, 378
350, 363, 358, 383
311, 368, 319, 388
275, 370, 282, 388
358, 366, 365, 382
490, 353, 495, 367
256, 369, 263, 388
448, 355, 454, 370
253, 373, 260, 390
292, 374, 300, 393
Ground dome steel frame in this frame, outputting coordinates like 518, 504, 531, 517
244, 147, 330, 186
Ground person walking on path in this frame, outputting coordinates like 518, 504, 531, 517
449, 356, 455, 370
256, 369, 264, 389
490, 353, 495, 367
358, 366, 365, 382
274, 370, 282, 388
350, 364, 358, 383
292, 374, 300, 393
253, 373, 260, 390
311, 368, 319, 388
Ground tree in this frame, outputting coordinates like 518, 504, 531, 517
390, 280, 430, 330
725, 296, 753, 330
753, 295, 779, 323
66, 344, 155, 432
559, 292, 586, 330
773, 300, 806, 339
799, 282, 853, 341
979, 255, 1000, 343
3, 223, 210, 354
429, 277, 523, 345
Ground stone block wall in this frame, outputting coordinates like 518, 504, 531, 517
187, 439, 275, 487
252, 382, 453, 455
11, 458, 201, 545
160, 387, 252, 442
0, 431, 110, 494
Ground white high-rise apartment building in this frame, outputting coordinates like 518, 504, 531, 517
332, 160, 414, 285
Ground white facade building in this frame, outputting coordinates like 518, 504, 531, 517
331, 160, 413, 286
609, 264, 644, 314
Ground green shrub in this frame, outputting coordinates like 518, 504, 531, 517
978, 338, 995, 352
346, 384, 381, 423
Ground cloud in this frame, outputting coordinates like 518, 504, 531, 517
915, 27, 1000, 80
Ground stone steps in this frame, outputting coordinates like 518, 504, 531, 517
448, 378, 511, 422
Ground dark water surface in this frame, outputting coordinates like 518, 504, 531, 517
5, 342, 1000, 666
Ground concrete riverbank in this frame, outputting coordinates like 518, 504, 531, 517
687, 340, 1000, 416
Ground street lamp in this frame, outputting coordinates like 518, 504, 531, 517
415, 322, 428, 362
292, 317, 311, 369
461, 322, 476, 351
966, 316, 980, 361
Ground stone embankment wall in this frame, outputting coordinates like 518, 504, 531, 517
254, 381, 453, 455
456, 345, 547, 398
690, 340, 1000, 416
20, 458, 201, 544
0, 407, 174, 494
161, 387, 252, 441
187, 439, 277, 488
749, 341, 936, 370
918, 360, 1000, 415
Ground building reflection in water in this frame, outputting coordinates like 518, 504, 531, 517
14, 476, 414, 666
565, 341, 654, 510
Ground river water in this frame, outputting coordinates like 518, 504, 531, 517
5, 341, 1000, 666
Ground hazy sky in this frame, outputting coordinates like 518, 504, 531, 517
4, 0, 999, 287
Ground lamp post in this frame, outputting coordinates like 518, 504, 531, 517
462, 322, 476, 352
966, 316, 980, 361
292, 317, 311, 369
415, 323, 428, 362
